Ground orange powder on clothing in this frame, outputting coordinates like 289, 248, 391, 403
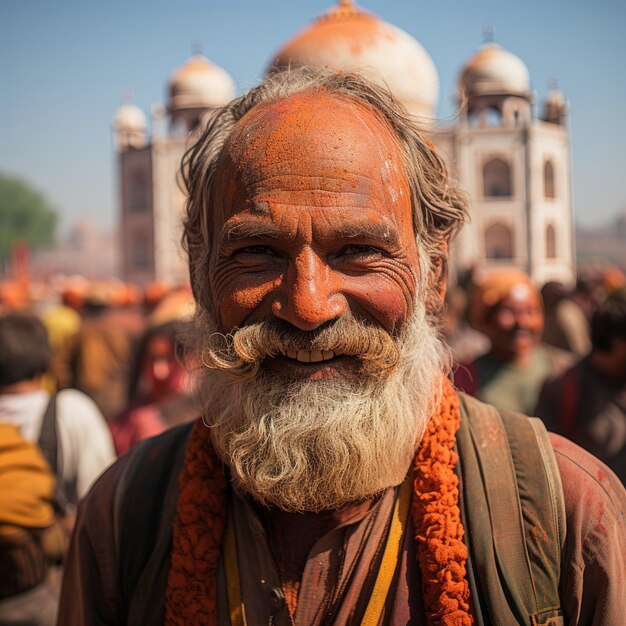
165, 377, 472, 625
413, 377, 473, 624
165, 421, 227, 624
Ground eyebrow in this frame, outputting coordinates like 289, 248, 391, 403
222, 220, 287, 244
221, 217, 400, 247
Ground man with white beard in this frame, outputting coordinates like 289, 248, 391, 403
58, 70, 625, 625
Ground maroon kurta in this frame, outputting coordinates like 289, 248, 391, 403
58, 433, 626, 625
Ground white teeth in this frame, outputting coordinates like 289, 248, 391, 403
284, 349, 337, 363
297, 350, 310, 363
309, 350, 323, 363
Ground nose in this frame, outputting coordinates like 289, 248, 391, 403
272, 247, 348, 331
151, 359, 171, 381
514, 308, 534, 328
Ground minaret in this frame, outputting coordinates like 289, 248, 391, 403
542, 79, 568, 126
112, 96, 147, 151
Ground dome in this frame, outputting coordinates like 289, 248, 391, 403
168, 55, 236, 111
545, 87, 566, 108
543, 86, 568, 124
459, 43, 530, 99
113, 102, 147, 132
268, 0, 439, 121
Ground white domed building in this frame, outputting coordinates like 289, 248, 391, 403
114, 1, 574, 286
114, 54, 235, 284
112, 102, 147, 151
435, 41, 574, 285
266, 2, 575, 286
168, 55, 236, 134
268, 0, 439, 123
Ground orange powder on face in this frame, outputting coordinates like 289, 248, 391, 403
219, 90, 413, 231
211, 91, 419, 330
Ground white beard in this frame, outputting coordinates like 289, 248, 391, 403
194, 300, 450, 512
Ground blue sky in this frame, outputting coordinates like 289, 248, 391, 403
1, 0, 625, 232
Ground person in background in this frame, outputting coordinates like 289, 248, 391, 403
442, 284, 490, 364
537, 288, 626, 483
599, 266, 626, 298
541, 281, 591, 356
57, 284, 138, 421
0, 313, 115, 625
110, 320, 197, 456
455, 269, 573, 414
0, 424, 59, 626
42, 282, 86, 393
143, 281, 171, 317
0, 280, 30, 314
42, 284, 84, 355
0, 314, 115, 523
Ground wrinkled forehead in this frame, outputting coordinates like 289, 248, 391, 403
225, 90, 403, 169
214, 91, 411, 223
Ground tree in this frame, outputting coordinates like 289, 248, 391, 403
0, 173, 58, 265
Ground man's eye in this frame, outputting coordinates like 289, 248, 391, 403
340, 245, 381, 257
234, 245, 276, 256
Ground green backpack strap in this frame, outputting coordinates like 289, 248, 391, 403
456, 392, 565, 625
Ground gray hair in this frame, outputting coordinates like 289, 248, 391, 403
181, 67, 469, 311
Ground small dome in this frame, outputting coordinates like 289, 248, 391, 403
113, 102, 147, 132
545, 88, 566, 108
268, 0, 439, 121
459, 43, 530, 99
543, 87, 568, 124
168, 55, 235, 111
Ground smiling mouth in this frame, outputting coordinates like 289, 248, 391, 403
280, 349, 343, 363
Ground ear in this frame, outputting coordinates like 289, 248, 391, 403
426, 240, 449, 317
430, 239, 449, 302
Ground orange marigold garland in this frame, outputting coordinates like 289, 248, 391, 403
412, 377, 473, 625
165, 378, 472, 624
165, 419, 227, 626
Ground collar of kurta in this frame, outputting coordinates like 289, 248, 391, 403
164, 377, 473, 625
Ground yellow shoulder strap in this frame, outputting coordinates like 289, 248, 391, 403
224, 508, 247, 626
361, 477, 412, 626
224, 478, 412, 626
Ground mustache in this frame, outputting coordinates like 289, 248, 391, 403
200, 316, 400, 381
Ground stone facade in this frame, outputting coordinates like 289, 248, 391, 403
114, 1, 575, 287
115, 56, 234, 286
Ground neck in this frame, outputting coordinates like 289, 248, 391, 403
589, 351, 626, 383
260, 498, 375, 614
148, 388, 174, 404
0, 378, 43, 395
489, 345, 535, 366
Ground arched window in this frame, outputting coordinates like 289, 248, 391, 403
485, 223, 514, 259
484, 107, 502, 127
544, 160, 555, 199
483, 158, 512, 197
546, 224, 557, 258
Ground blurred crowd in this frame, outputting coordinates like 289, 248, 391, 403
0, 277, 200, 625
1, 264, 626, 623
446, 264, 626, 484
